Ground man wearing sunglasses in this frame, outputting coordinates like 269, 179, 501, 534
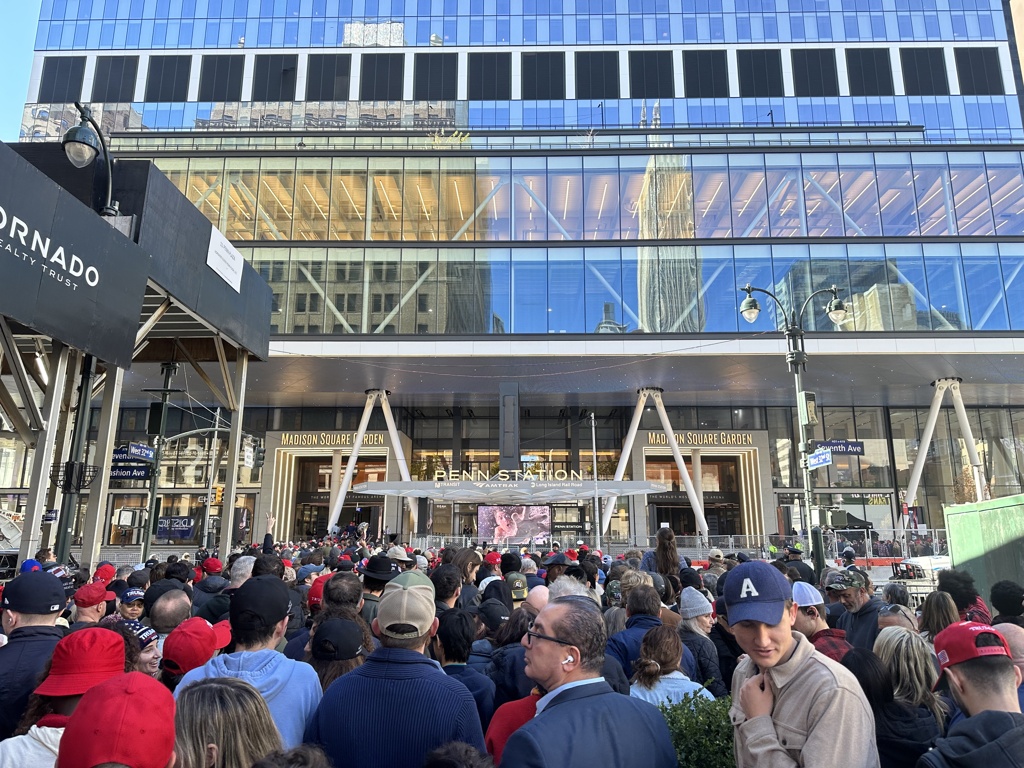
501, 596, 676, 768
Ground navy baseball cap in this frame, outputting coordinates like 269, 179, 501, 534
723, 561, 792, 627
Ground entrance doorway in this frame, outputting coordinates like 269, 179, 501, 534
646, 456, 744, 536
290, 456, 386, 540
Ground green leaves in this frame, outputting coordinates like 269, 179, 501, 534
659, 694, 735, 768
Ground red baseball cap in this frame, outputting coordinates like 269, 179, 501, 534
162, 617, 232, 675
933, 621, 1012, 690
484, 551, 502, 566
92, 564, 116, 586
57, 672, 175, 768
281, 559, 293, 568
74, 581, 116, 608
307, 572, 334, 609
566, 549, 578, 561
35, 627, 125, 697
202, 557, 223, 574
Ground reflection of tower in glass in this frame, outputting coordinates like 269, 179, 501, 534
595, 302, 628, 333
443, 261, 493, 333
636, 154, 704, 332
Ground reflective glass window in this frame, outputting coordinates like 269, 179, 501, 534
37, 56, 85, 102
696, 245, 738, 333
468, 52, 512, 100
413, 53, 457, 101
478, 247, 511, 332
630, 50, 675, 98
955, 47, 1004, 96
985, 152, 1024, 236
900, 48, 948, 96
635, 244, 704, 332
92, 56, 138, 101
511, 158, 549, 241
801, 154, 844, 237
294, 158, 331, 241
922, 243, 969, 330
522, 52, 566, 100
306, 54, 351, 101
546, 157, 583, 241
947, 152, 994, 236
733, 244, 779, 333
403, 157, 441, 241
548, 249, 586, 333
791, 49, 839, 97
584, 247, 630, 332
999, 244, 1024, 331
475, 157, 512, 241
198, 55, 244, 101
682, 50, 727, 98
286, 248, 327, 333
329, 157, 368, 241
583, 157, 623, 241
729, 155, 769, 238
737, 49, 783, 98
960, 243, 1008, 331
256, 158, 296, 241
838, 153, 882, 237
692, 154, 732, 238
252, 54, 297, 102
575, 51, 620, 100
224, 158, 260, 241
324, 248, 364, 333
360, 54, 404, 101
437, 159, 476, 242
874, 153, 919, 237
883, 243, 931, 332
846, 243, 895, 331
368, 158, 404, 240
765, 154, 805, 237
619, 156, 650, 241
846, 48, 894, 97
509, 249, 548, 332
912, 153, 955, 237
145, 55, 191, 102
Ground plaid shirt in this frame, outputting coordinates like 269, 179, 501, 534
810, 627, 853, 662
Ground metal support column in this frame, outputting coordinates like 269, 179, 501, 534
948, 380, 986, 502
591, 412, 601, 552
601, 389, 651, 534
19, 342, 70, 563
199, 407, 222, 550
650, 390, 708, 539
903, 378, 954, 510
55, 354, 96, 565
378, 390, 418, 531
218, 354, 248, 555
143, 362, 178, 564
79, 366, 124, 569
327, 390, 377, 533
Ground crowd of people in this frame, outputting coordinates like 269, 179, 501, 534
0, 518, 1020, 767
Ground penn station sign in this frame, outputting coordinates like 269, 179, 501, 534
648, 431, 757, 447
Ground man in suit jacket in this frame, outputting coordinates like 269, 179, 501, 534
500, 596, 676, 768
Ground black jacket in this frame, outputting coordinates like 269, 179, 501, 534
677, 628, 729, 698
875, 702, 940, 768
837, 596, 885, 650
191, 574, 228, 615
709, 622, 743, 692
916, 710, 1024, 767
0, 625, 64, 739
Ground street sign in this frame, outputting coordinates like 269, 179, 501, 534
43, 509, 58, 523
128, 442, 156, 462
109, 466, 152, 481
243, 444, 254, 469
808, 447, 833, 469
815, 439, 865, 456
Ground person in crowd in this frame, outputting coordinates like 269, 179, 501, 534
126, 568, 151, 591
68, 581, 113, 629
501, 596, 676, 768
784, 545, 816, 584
191, 557, 228, 616
431, 563, 463, 618
467, 599, 509, 672
606, 584, 666, 679
640, 527, 680, 577
176, 575, 322, 749
116, 586, 145, 621
0, 571, 67, 740
709, 597, 743, 692
883, 582, 912, 608
541, 553, 570, 586
196, 554, 254, 623
285, 572, 367, 661
706, 548, 727, 577
487, 605, 538, 708
423, 742, 494, 768
603, 606, 626, 637
0, 627, 125, 768
454, 549, 484, 608
676, 586, 728, 697
486, 687, 543, 766
841, 648, 940, 768
919, 591, 960, 645
520, 558, 544, 591
305, 571, 485, 768
174, 678, 283, 768
995, 623, 1024, 711
917, 622, 1024, 766
828, 568, 885, 650
434, 610, 497, 731
55, 672, 176, 768
630, 624, 714, 708
122, 619, 162, 677
149, 588, 193, 650
937, 569, 992, 624
304, 615, 368, 690
873, 626, 948, 730
725, 560, 879, 767
821, 569, 848, 628
990, 580, 1024, 627
251, 554, 306, 640
160, 617, 232, 692
792, 580, 853, 662
879, 603, 919, 633
357, 554, 400, 624
251, 746, 332, 768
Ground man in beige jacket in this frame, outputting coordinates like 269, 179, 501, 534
723, 560, 879, 767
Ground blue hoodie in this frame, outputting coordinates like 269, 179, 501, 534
175, 649, 322, 749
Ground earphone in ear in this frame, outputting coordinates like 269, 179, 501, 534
562, 655, 574, 664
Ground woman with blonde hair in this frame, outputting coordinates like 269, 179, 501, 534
630, 625, 714, 708
873, 626, 947, 730
175, 678, 283, 768
918, 590, 959, 644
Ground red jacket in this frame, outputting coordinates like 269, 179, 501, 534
485, 692, 540, 765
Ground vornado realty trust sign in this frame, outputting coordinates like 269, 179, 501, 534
0, 204, 100, 291
0, 143, 149, 369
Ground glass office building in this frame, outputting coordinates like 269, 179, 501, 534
16, 0, 1024, 546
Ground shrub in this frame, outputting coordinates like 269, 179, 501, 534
659, 693, 735, 768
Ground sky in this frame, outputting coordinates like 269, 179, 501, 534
1, 0, 43, 142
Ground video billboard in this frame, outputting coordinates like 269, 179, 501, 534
477, 505, 551, 544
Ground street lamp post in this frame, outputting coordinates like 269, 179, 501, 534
62, 102, 119, 217
738, 283, 848, 575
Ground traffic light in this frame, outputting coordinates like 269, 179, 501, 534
214, 486, 224, 505
252, 445, 267, 471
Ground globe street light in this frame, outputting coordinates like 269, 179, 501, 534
61, 102, 118, 216
739, 283, 848, 572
